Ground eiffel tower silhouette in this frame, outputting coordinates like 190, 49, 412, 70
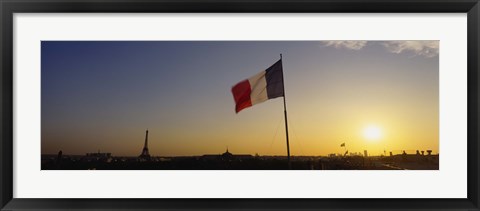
139, 129, 150, 160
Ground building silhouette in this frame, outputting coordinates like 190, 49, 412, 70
202, 148, 253, 161
86, 151, 111, 158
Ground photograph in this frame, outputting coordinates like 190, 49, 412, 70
41, 40, 439, 170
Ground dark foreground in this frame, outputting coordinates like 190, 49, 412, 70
42, 154, 439, 170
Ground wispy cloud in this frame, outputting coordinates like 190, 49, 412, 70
381, 41, 439, 58
320, 40, 439, 58
321, 41, 368, 50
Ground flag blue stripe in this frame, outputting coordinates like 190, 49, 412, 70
265, 59, 284, 99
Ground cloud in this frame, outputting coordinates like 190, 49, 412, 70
320, 40, 439, 58
321, 41, 368, 50
381, 41, 439, 58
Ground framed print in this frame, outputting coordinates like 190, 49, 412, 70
1, 0, 479, 210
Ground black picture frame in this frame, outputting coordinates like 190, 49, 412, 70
1, 0, 479, 210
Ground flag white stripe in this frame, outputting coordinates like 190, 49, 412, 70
248, 70, 268, 105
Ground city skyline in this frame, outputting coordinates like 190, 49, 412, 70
41, 41, 439, 157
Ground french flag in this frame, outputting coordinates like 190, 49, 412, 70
231, 59, 284, 113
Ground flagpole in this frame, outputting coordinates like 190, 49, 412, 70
280, 54, 292, 170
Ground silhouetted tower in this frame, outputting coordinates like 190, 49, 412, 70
139, 129, 150, 159
57, 150, 63, 161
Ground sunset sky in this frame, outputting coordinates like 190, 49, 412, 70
41, 41, 439, 156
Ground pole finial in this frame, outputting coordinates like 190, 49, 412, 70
280, 54, 282, 59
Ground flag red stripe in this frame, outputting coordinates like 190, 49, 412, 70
231, 79, 252, 113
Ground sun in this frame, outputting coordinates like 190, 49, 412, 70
363, 125, 382, 141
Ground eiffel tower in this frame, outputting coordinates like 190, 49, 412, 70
139, 129, 150, 160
